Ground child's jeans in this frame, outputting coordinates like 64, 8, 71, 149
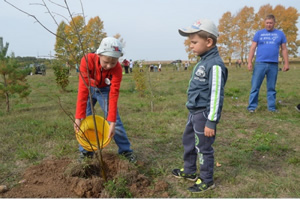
79, 86, 133, 155
182, 111, 216, 183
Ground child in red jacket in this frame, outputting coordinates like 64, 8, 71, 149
74, 37, 136, 163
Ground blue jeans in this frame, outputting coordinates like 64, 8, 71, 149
79, 86, 133, 154
248, 62, 278, 111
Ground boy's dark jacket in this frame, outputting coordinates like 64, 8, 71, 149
186, 46, 228, 129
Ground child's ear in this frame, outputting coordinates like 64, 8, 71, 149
207, 38, 213, 47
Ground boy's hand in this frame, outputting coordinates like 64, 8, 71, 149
204, 126, 215, 137
74, 118, 81, 132
108, 122, 116, 138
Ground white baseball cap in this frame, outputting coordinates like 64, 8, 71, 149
96, 37, 123, 58
178, 19, 219, 38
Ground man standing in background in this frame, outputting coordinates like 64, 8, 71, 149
247, 14, 289, 113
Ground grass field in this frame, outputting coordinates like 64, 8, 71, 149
0, 63, 300, 197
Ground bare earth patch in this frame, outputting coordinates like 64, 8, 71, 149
1, 153, 169, 198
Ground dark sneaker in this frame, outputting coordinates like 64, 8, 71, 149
172, 168, 197, 181
295, 104, 300, 112
121, 152, 137, 163
188, 178, 215, 193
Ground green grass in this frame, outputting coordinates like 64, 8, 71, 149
0, 63, 300, 197
105, 177, 133, 198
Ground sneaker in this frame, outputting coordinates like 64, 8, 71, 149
295, 104, 300, 112
188, 178, 215, 193
269, 109, 279, 113
248, 109, 255, 113
121, 151, 137, 163
172, 168, 197, 181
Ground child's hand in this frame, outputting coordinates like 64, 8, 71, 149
74, 118, 81, 132
204, 126, 215, 137
108, 122, 116, 138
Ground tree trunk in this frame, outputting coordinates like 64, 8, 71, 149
5, 91, 9, 112
3, 74, 9, 112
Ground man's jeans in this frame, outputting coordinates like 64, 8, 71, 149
79, 86, 132, 155
248, 62, 278, 111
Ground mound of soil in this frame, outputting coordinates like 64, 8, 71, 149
1, 153, 169, 198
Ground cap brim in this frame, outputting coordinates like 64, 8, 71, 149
178, 28, 200, 37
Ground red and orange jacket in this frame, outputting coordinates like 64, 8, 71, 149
75, 53, 123, 122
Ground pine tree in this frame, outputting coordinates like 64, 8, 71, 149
0, 37, 31, 112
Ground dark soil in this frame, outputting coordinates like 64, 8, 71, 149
1, 153, 169, 198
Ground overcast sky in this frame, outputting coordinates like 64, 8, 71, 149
0, 0, 299, 61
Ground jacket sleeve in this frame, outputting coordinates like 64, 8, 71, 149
75, 54, 97, 119
107, 63, 122, 122
206, 65, 226, 129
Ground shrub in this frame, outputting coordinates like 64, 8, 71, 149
52, 60, 70, 91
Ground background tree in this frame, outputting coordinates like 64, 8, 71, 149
0, 37, 31, 112
85, 16, 107, 53
273, 5, 300, 57
54, 15, 107, 69
62, 15, 86, 67
232, 6, 255, 64
218, 12, 235, 65
55, 21, 69, 63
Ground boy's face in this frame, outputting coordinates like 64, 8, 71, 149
99, 55, 119, 70
188, 34, 211, 56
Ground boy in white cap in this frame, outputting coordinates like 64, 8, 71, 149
74, 37, 136, 163
172, 19, 228, 193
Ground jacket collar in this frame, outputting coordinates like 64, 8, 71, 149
199, 46, 219, 60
